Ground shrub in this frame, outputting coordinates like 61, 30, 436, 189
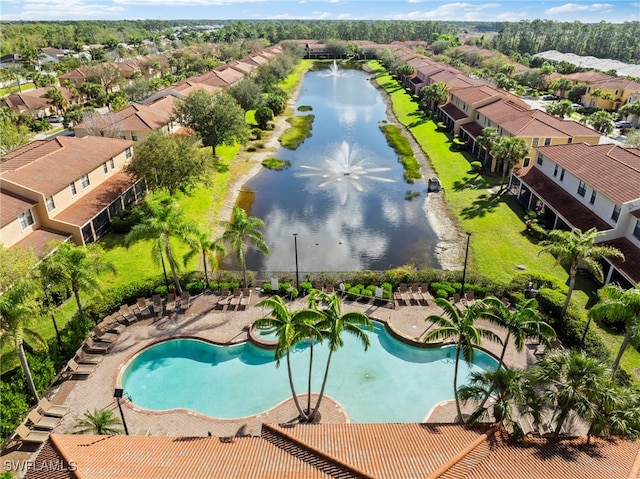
365, 285, 377, 293
347, 286, 361, 301
255, 105, 274, 130
361, 289, 373, 299
436, 289, 449, 298
431, 281, 455, 295
262, 158, 291, 170
381, 282, 392, 292
262, 283, 273, 294
154, 285, 168, 296
186, 281, 205, 294
300, 282, 313, 295
509, 272, 568, 294
0, 381, 29, 439
469, 161, 482, 171
109, 208, 144, 234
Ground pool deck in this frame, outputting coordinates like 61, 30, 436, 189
9, 292, 541, 451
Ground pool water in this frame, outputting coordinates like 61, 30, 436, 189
121, 323, 497, 422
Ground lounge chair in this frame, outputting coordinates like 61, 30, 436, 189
374, 287, 384, 303
165, 295, 176, 315
136, 298, 152, 318
152, 294, 163, 317
217, 289, 231, 308
82, 338, 111, 354
26, 410, 60, 430
451, 293, 461, 303
270, 278, 279, 292
313, 281, 325, 292
178, 292, 190, 312
14, 424, 49, 445
230, 288, 242, 308
67, 358, 96, 377
410, 284, 422, 304
325, 283, 335, 295
91, 325, 118, 344
464, 290, 475, 305
73, 347, 102, 365
240, 288, 252, 309
398, 285, 411, 306
119, 305, 138, 325
419, 284, 433, 305
99, 316, 126, 334
37, 398, 68, 418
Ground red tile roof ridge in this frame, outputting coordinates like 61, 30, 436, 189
49, 435, 85, 479
262, 424, 376, 479
427, 424, 498, 479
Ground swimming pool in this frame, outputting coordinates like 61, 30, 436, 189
120, 322, 497, 422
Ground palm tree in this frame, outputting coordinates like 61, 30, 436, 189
419, 81, 448, 111
254, 295, 323, 421
44, 88, 68, 114
308, 292, 373, 422
0, 281, 47, 401
529, 350, 610, 436
74, 409, 123, 435
475, 126, 498, 166
539, 227, 624, 318
220, 206, 270, 288
39, 242, 116, 317
483, 297, 556, 367
586, 380, 640, 440
125, 199, 199, 295
183, 227, 226, 289
423, 298, 502, 423
588, 283, 640, 374
491, 135, 529, 187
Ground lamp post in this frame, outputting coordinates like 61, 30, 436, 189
460, 232, 471, 300
292, 233, 299, 292
113, 388, 129, 435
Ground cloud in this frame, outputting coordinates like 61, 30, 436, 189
544, 3, 613, 14
386, 2, 503, 20
113, 0, 263, 4
3, 0, 124, 20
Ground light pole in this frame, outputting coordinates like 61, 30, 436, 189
113, 388, 129, 435
460, 232, 471, 300
293, 233, 299, 292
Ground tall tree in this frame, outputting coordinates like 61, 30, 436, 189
219, 206, 270, 288
419, 82, 448, 112
618, 100, 640, 127
44, 87, 68, 114
308, 292, 372, 421
254, 295, 323, 421
539, 227, 624, 318
545, 99, 574, 118
125, 131, 211, 197
172, 90, 249, 158
125, 199, 198, 296
423, 298, 501, 423
475, 126, 498, 166
588, 283, 640, 374
0, 117, 33, 155
0, 281, 47, 401
182, 228, 226, 288
39, 242, 116, 317
491, 135, 529, 187
588, 110, 614, 135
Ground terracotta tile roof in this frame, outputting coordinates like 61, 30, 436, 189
514, 166, 612, 232
213, 66, 244, 85
1, 86, 76, 113
74, 104, 170, 133
0, 188, 36, 227
563, 71, 613, 84
270, 423, 492, 479
601, 236, 640, 284
11, 227, 71, 257
465, 429, 640, 479
407, 57, 436, 69
535, 144, 640, 205
227, 60, 257, 74
188, 71, 230, 87
502, 109, 600, 139
22, 439, 74, 479
460, 121, 485, 139
477, 99, 529, 125
589, 77, 640, 91
1, 137, 134, 197
440, 102, 468, 121
247, 53, 269, 65
451, 85, 503, 105
31, 434, 331, 479
53, 172, 136, 226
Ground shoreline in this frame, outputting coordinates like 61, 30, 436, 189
218, 63, 465, 271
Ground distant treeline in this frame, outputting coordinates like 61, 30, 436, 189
1, 19, 638, 64
492, 20, 640, 63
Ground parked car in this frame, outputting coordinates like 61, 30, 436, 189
571, 103, 583, 109
614, 120, 633, 129
46, 115, 64, 123
540, 94, 558, 101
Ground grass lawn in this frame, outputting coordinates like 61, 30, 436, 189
0, 82, 35, 97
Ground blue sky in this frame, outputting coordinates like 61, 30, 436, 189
0, 0, 638, 22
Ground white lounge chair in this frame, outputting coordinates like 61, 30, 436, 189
67, 358, 96, 377
26, 410, 60, 430
14, 424, 49, 445
38, 398, 68, 418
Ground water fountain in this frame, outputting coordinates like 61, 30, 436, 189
329, 59, 340, 76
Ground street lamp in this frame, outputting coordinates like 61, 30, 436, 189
113, 388, 129, 435
292, 233, 299, 292
460, 232, 471, 300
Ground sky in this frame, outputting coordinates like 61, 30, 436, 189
0, 0, 638, 22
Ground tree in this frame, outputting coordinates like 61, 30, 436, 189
44, 87, 68, 114
219, 206, 270, 288
125, 199, 198, 296
588, 284, 640, 374
254, 105, 274, 130
545, 99, 574, 118
0, 245, 36, 293
475, 126, 498, 165
588, 110, 614, 135
539, 227, 624, 318
172, 90, 249, 158
79, 111, 123, 138
227, 78, 263, 111
618, 100, 640, 127
182, 228, 226, 288
491, 136, 528, 187
254, 295, 323, 421
568, 83, 587, 103
419, 82, 448, 112
423, 298, 501, 423
0, 281, 47, 401
626, 129, 640, 148
308, 292, 372, 421
264, 90, 287, 116
0, 117, 32, 155
39, 242, 116, 317
125, 131, 211, 196
549, 78, 572, 98
74, 409, 123, 435
86, 63, 124, 92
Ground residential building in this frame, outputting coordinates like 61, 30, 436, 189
582, 77, 640, 110
511, 143, 640, 287
0, 136, 142, 254
437, 85, 512, 134
1, 86, 80, 118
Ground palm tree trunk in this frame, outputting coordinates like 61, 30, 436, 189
561, 262, 578, 318
202, 249, 209, 288
477, 333, 510, 410
310, 350, 334, 422
554, 409, 569, 435
454, 343, 464, 424
286, 351, 308, 420
73, 285, 84, 316
165, 241, 182, 295
307, 340, 314, 415
241, 262, 248, 289
19, 340, 39, 401
612, 331, 630, 374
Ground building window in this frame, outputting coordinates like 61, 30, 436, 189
577, 181, 586, 197
544, 137, 552, 146
475, 113, 479, 120
536, 153, 543, 165
69, 182, 77, 196
103, 162, 108, 174
131, 134, 138, 141
125, 147, 132, 158
523, 157, 530, 167
109, 158, 115, 169
80, 173, 90, 189
568, 137, 573, 144
553, 164, 559, 177
612, 205, 621, 222
532, 138, 539, 147
45, 195, 55, 211
634, 220, 640, 240
560, 168, 565, 181
18, 209, 34, 230
589, 190, 597, 205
